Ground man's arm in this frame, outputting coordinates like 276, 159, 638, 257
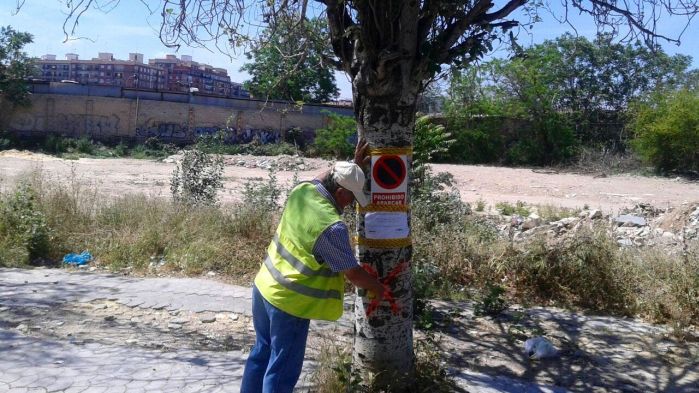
344, 266, 385, 301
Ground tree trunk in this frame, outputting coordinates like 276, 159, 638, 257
352, 89, 419, 390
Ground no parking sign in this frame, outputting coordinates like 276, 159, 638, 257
371, 154, 408, 205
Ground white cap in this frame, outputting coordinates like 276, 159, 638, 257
332, 162, 370, 207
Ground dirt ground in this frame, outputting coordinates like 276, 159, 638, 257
1, 150, 697, 213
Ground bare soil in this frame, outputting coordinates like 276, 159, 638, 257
1, 150, 697, 213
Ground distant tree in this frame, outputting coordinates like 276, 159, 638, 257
630, 89, 699, 173
447, 34, 697, 155
0, 26, 34, 108
241, 15, 338, 103
450, 33, 695, 115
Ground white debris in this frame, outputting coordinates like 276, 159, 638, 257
524, 337, 559, 360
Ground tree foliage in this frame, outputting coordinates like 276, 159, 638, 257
630, 89, 699, 173
0, 26, 34, 108
312, 111, 356, 157
240, 15, 339, 103
444, 33, 697, 164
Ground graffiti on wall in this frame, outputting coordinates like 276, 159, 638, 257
194, 126, 281, 144
135, 121, 188, 140
134, 118, 283, 144
10, 113, 120, 136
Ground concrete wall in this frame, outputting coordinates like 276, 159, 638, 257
5, 89, 353, 145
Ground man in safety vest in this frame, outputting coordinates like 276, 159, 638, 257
241, 141, 386, 393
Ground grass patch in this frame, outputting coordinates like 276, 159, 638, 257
535, 204, 581, 222
0, 133, 177, 160
0, 171, 275, 284
495, 201, 530, 216
413, 210, 699, 336
0, 132, 302, 160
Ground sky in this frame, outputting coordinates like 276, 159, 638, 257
2, 1, 698, 100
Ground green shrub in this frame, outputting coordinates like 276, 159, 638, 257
313, 111, 356, 158
506, 111, 577, 165
446, 112, 505, 164
242, 166, 284, 211
474, 283, 508, 317
495, 201, 530, 216
41, 134, 71, 154
75, 136, 95, 154
630, 89, 699, 173
0, 183, 52, 265
170, 149, 224, 206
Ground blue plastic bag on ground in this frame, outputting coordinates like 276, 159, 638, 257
63, 251, 92, 265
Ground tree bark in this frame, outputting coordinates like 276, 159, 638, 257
352, 89, 419, 390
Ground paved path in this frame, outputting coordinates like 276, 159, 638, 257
0, 267, 625, 392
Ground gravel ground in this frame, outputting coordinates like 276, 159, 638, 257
1, 151, 697, 213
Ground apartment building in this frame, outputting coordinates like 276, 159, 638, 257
35, 53, 249, 98
148, 54, 249, 98
37, 53, 165, 90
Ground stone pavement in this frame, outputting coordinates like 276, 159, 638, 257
0, 268, 595, 392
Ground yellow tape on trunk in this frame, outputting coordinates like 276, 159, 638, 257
368, 147, 413, 156
356, 204, 410, 213
354, 236, 412, 249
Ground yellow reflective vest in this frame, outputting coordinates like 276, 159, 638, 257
254, 182, 345, 321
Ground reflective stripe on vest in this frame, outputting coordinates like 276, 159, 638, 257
263, 256, 342, 300
271, 234, 337, 278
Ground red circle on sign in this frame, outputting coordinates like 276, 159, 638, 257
372, 155, 406, 190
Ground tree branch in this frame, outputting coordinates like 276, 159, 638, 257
322, 0, 356, 75
481, 0, 529, 22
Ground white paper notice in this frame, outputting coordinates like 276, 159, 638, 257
365, 212, 409, 239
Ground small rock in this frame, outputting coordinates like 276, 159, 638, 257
636, 227, 650, 237
206, 271, 217, 277
522, 218, 541, 231
617, 238, 634, 247
104, 315, 116, 322
168, 323, 183, 330
511, 215, 525, 226
662, 232, 675, 239
200, 315, 217, 323
524, 337, 559, 359
170, 318, 188, 324
93, 304, 108, 310
614, 214, 647, 227
229, 313, 240, 321
588, 209, 603, 219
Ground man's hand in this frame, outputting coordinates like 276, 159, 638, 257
345, 265, 384, 301
354, 138, 370, 169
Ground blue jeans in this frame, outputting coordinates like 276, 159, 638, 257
241, 285, 310, 393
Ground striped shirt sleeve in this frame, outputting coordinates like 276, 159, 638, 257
313, 222, 360, 273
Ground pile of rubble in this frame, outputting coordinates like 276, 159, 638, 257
224, 154, 326, 171
164, 153, 327, 172
499, 202, 699, 249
